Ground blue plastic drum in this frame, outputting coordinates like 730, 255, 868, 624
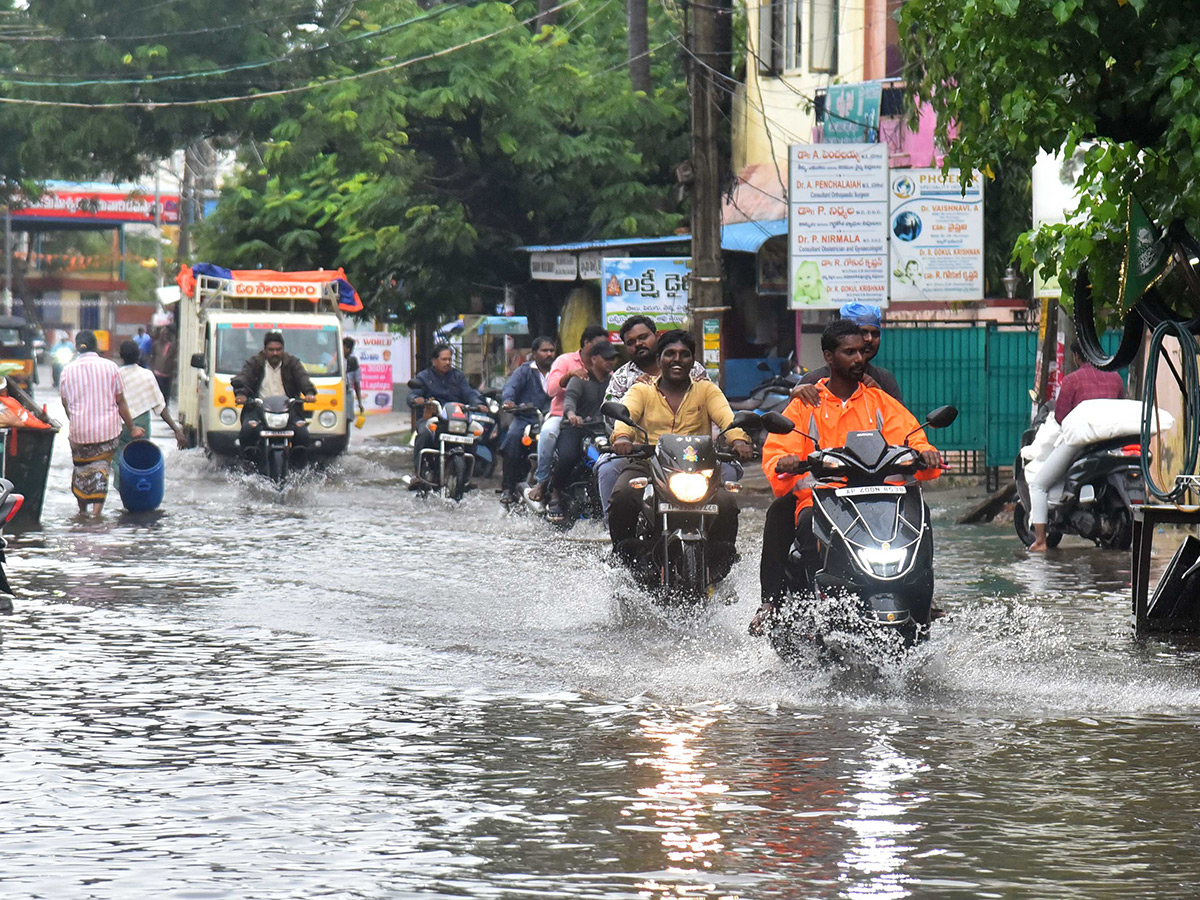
117, 440, 165, 512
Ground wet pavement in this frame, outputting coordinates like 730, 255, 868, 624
4, 371, 1200, 898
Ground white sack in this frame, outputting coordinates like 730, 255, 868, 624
1059, 398, 1174, 447
1020, 417, 1062, 483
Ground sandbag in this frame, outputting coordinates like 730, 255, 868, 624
1020, 417, 1061, 483
1059, 398, 1174, 446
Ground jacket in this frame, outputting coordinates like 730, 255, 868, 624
408, 366, 482, 408
501, 361, 550, 421
762, 379, 939, 518
231, 352, 316, 400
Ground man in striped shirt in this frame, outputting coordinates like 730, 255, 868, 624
59, 331, 144, 516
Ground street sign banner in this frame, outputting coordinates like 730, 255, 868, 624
601, 257, 690, 336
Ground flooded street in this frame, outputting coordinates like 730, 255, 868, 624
5, 382, 1200, 899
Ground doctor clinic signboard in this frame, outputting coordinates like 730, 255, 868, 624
888, 169, 984, 302
787, 144, 889, 309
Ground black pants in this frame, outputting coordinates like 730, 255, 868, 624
760, 494, 820, 604
413, 419, 437, 475
501, 419, 534, 491
551, 425, 590, 494
608, 460, 739, 551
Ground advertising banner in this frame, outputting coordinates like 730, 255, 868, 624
530, 252, 578, 281
888, 169, 984, 302
824, 83, 883, 144
602, 257, 691, 336
13, 183, 180, 225
788, 143, 890, 308
348, 332, 397, 413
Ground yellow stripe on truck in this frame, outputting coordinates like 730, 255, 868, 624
210, 379, 343, 410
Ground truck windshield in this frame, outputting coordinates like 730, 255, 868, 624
215, 324, 341, 377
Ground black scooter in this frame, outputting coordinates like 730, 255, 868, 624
0, 478, 25, 611
1013, 406, 1145, 550
602, 402, 762, 604
765, 406, 957, 657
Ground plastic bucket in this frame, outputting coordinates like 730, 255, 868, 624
117, 440, 165, 512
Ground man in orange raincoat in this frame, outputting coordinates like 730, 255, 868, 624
750, 319, 942, 635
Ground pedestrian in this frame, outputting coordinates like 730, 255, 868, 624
150, 327, 178, 400
343, 336, 364, 415
135, 326, 154, 368
59, 330, 145, 516
114, 340, 187, 488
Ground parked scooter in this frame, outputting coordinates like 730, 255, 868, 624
0, 477, 25, 611
728, 357, 806, 416
405, 379, 486, 502
243, 395, 308, 486
601, 402, 763, 603
764, 406, 957, 658
1013, 406, 1144, 550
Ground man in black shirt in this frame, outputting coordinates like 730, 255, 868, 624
796, 302, 902, 401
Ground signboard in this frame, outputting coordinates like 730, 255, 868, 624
530, 252, 578, 281
1031, 148, 1085, 298
348, 332, 397, 413
788, 143, 889, 309
702, 318, 721, 381
602, 257, 690, 336
12, 183, 180, 225
579, 249, 627, 280
227, 280, 325, 299
888, 168, 985, 302
824, 83, 883, 144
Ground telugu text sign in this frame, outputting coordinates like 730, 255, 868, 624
888, 169, 984, 302
601, 258, 690, 335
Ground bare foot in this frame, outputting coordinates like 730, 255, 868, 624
749, 602, 776, 636
1028, 541, 1047, 552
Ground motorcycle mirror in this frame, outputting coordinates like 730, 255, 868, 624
757, 361, 771, 372
759, 411, 797, 435
406, 378, 424, 390
727, 410, 762, 432
601, 401, 635, 426
924, 405, 958, 429
190, 353, 205, 369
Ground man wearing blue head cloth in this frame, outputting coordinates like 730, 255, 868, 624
794, 302, 903, 401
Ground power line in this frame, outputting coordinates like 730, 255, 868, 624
0, 0, 584, 110
0, 6, 322, 43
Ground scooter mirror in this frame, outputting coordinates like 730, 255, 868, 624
728, 410, 762, 432
757, 361, 771, 372
759, 411, 797, 435
601, 401, 635, 426
925, 405, 958, 429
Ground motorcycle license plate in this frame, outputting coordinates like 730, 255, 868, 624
440, 433, 474, 444
260, 430, 294, 437
657, 502, 719, 515
835, 485, 907, 497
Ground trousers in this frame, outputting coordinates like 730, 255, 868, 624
535, 415, 562, 483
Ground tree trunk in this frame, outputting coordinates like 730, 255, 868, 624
627, 0, 651, 93
536, 0, 558, 31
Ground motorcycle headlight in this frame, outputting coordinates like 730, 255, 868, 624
54, 349, 74, 363
469, 420, 485, 437
219, 408, 238, 427
854, 546, 909, 577
264, 412, 290, 429
318, 410, 337, 428
447, 418, 468, 435
667, 470, 712, 503
487, 398, 500, 414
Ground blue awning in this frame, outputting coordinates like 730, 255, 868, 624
517, 219, 786, 255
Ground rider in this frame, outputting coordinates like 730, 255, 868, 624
796, 302, 903, 401
548, 339, 617, 520
408, 344, 486, 482
750, 319, 941, 635
499, 335, 555, 503
232, 331, 317, 460
596, 315, 709, 520
1027, 340, 1126, 551
608, 329, 754, 568
528, 325, 610, 504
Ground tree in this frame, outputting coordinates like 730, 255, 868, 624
197, 0, 690, 326
900, 0, 1200, 309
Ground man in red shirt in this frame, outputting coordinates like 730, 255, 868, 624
750, 320, 942, 635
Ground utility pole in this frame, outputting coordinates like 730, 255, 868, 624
2, 206, 12, 317
686, 0, 732, 384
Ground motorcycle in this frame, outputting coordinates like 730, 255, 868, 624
601, 401, 764, 603
765, 405, 957, 658
0, 478, 25, 612
51, 344, 76, 387
245, 395, 307, 486
1013, 405, 1144, 551
475, 389, 503, 478
728, 358, 806, 415
405, 379, 488, 502
545, 420, 609, 529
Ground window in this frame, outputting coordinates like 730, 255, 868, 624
809, 0, 837, 73
757, 0, 801, 74
785, 0, 802, 70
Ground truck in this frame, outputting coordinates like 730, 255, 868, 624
174, 264, 363, 460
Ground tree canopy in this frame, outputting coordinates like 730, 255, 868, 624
901, 0, 1200, 306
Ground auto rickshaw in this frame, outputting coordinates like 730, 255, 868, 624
0, 317, 38, 396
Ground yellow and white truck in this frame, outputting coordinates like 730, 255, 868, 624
174, 265, 362, 460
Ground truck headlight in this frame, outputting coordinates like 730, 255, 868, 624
319, 410, 337, 428
219, 408, 238, 426
667, 470, 712, 503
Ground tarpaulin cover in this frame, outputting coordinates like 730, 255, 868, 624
177, 264, 363, 313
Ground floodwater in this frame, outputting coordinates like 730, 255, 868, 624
4, 378, 1199, 899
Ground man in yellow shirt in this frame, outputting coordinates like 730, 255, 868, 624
609, 330, 754, 566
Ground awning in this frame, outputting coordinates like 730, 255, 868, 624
517, 219, 786, 256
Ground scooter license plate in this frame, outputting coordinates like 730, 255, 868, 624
440, 433, 474, 444
259, 430, 294, 437
657, 503, 719, 515
835, 485, 907, 497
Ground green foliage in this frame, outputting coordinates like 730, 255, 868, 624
197, 0, 690, 325
901, 0, 1200, 309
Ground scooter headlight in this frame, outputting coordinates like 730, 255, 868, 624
854, 546, 909, 577
667, 470, 713, 504
264, 412, 290, 429
219, 407, 238, 427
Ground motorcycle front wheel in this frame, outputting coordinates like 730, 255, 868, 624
267, 446, 288, 487
444, 454, 468, 502
666, 541, 707, 603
